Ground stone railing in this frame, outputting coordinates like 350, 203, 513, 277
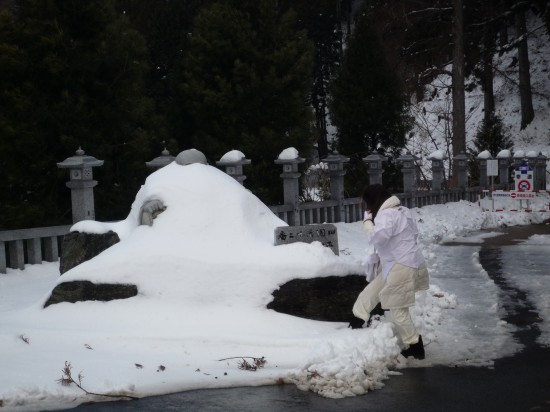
0, 225, 70, 274
269, 197, 363, 226
398, 187, 481, 208
0, 187, 484, 274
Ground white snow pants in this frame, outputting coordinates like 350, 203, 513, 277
352, 269, 420, 346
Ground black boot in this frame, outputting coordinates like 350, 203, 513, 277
400, 335, 425, 360
348, 316, 365, 329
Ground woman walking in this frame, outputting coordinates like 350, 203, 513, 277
351, 184, 429, 359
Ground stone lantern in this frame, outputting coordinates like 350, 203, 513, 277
57, 147, 104, 223
323, 151, 349, 222
496, 150, 512, 189
362, 153, 387, 185
216, 150, 251, 185
397, 152, 419, 192
146, 148, 175, 170
476, 150, 492, 189
453, 151, 469, 188
427, 150, 447, 191
535, 152, 548, 190
275, 148, 305, 225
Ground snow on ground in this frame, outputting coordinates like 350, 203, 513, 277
1, 162, 550, 411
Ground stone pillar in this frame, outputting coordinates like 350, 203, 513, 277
216, 150, 251, 185
476, 151, 492, 189
496, 150, 512, 189
397, 152, 419, 192
535, 152, 548, 190
513, 151, 526, 169
453, 151, 469, 188
146, 148, 175, 170
362, 153, 387, 185
57, 148, 104, 224
525, 151, 544, 190
427, 151, 447, 190
323, 151, 349, 222
275, 152, 305, 226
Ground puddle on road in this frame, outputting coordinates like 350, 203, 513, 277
478, 246, 542, 347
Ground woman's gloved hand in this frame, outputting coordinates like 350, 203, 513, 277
363, 211, 374, 234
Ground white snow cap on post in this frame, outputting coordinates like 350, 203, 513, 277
220, 150, 246, 162
278, 147, 299, 160
477, 150, 492, 159
497, 149, 511, 158
514, 150, 525, 158
427, 149, 446, 160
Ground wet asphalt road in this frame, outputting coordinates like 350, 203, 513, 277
72, 223, 550, 412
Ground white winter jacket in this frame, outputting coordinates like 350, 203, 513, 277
365, 196, 425, 280
362, 195, 429, 309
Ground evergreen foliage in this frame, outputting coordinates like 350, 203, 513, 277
280, 0, 344, 159
329, 7, 411, 196
471, 113, 514, 157
116, 0, 211, 155
0, 0, 157, 228
180, 0, 315, 204
467, 113, 513, 186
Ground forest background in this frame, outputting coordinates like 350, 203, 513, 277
1, 0, 549, 230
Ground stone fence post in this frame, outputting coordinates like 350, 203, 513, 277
535, 153, 548, 190
216, 150, 251, 185
57, 148, 104, 224
513, 151, 526, 169
397, 152, 419, 192
275, 151, 305, 225
323, 151, 349, 222
453, 151, 469, 188
496, 150, 512, 189
427, 150, 447, 190
362, 153, 387, 185
476, 150, 492, 189
146, 148, 175, 170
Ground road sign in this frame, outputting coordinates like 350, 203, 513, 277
487, 159, 499, 176
517, 180, 531, 191
514, 163, 533, 192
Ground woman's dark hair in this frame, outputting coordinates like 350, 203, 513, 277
362, 184, 391, 219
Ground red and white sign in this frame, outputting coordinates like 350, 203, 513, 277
514, 164, 534, 192
517, 180, 531, 191
510, 191, 536, 199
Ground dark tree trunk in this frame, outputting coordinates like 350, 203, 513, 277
515, 9, 535, 129
483, 1, 495, 121
498, 0, 508, 51
452, 0, 466, 184
316, 105, 329, 159
482, 45, 495, 121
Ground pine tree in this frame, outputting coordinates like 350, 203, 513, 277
471, 113, 513, 157
180, 0, 315, 203
467, 113, 513, 186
